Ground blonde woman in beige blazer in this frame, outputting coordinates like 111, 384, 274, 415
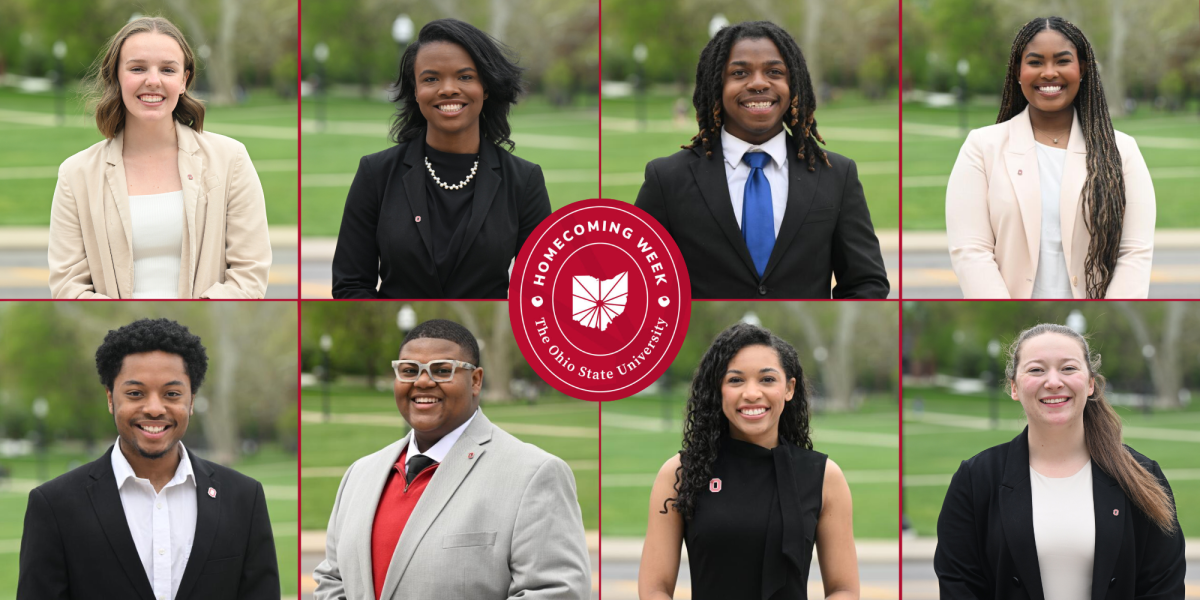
946, 17, 1154, 299
49, 16, 271, 299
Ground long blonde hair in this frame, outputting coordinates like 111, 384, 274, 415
1005, 323, 1177, 534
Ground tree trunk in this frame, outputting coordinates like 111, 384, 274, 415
785, 304, 857, 411
486, 302, 514, 402
490, 0, 512, 45
1115, 302, 1184, 408
162, 0, 238, 106
204, 304, 240, 464
1106, 0, 1127, 117
802, 0, 824, 92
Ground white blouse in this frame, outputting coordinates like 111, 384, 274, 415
1031, 460, 1095, 600
1031, 142, 1072, 298
129, 190, 184, 299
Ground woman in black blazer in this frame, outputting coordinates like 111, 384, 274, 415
332, 19, 551, 299
935, 323, 1185, 600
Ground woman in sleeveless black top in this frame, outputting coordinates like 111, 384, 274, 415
638, 323, 861, 600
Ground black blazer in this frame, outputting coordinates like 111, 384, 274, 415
633, 137, 889, 299
332, 136, 552, 299
17, 445, 280, 600
934, 428, 1185, 600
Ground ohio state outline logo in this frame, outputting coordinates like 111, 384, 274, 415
510, 199, 691, 401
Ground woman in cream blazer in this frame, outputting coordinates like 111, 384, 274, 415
49, 16, 271, 299
946, 17, 1154, 299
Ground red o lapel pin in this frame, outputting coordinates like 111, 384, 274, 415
709, 478, 722, 493
208, 487, 217, 498
468, 452, 474, 459
1113, 509, 1119, 516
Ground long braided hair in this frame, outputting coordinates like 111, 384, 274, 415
661, 323, 813, 520
683, 21, 830, 172
997, 17, 1125, 299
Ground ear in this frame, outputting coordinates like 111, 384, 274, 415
1010, 380, 1019, 402
107, 389, 115, 414
472, 366, 484, 397
784, 377, 796, 402
1087, 376, 1095, 399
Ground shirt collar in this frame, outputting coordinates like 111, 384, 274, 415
721, 127, 788, 172
402, 409, 480, 467
111, 437, 195, 490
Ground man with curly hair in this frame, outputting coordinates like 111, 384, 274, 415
17, 318, 280, 600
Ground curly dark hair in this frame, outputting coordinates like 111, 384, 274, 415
389, 18, 525, 151
95, 318, 208, 393
663, 322, 812, 520
997, 17, 1123, 299
402, 319, 481, 366
684, 21, 829, 171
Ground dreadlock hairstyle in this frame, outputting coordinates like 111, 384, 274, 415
661, 322, 812, 520
683, 21, 829, 172
389, 19, 525, 151
997, 17, 1125, 299
1005, 324, 1178, 535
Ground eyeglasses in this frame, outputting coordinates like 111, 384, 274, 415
392, 359, 477, 383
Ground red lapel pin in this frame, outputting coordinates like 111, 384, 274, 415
709, 478, 722, 493
415, 216, 422, 223
1017, 170, 1023, 175
468, 452, 474, 459
208, 487, 217, 498
188, 174, 193, 180
1113, 509, 1119, 516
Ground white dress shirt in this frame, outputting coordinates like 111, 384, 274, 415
111, 438, 197, 600
128, 190, 185, 299
1031, 461, 1095, 600
1032, 143, 1072, 298
400, 409, 479, 474
721, 127, 790, 237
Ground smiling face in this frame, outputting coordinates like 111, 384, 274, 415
117, 31, 188, 129
1010, 332, 1095, 429
107, 350, 192, 461
1018, 28, 1084, 117
414, 41, 488, 150
394, 337, 483, 451
720, 344, 796, 447
720, 37, 790, 145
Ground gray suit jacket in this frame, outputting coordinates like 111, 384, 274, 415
313, 411, 590, 599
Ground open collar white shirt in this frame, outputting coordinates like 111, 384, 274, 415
722, 127, 790, 237
400, 409, 479, 474
110, 438, 197, 600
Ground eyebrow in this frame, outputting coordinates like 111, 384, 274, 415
728, 60, 786, 68
1024, 51, 1074, 60
726, 367, 783, 374
125, 59, 181, 66
418, 67, 478, 76
121, 379, 186, 386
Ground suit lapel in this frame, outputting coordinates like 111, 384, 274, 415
688, 140, 760, 279
763, 139, 819, 281
175, 454, 218, 600
1004, 108, 1042, 271
401, 139, 437, 266
1059, 110, 1087, 274
998, 428, 1046, 600
450, 141, 500, 275
176, 122, 203, 298
379, 414, 492, 599
1090, 463, 1126, 600
103, 135, 134, 297
87, 447, 156, 600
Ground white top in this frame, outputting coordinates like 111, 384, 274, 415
1031, 460, 1095, 600
399, 409, 479, 474
721, 127, 789, 237
1032, 143, 1072, 298
110, 438, 197, 600
128, 190, 185, 299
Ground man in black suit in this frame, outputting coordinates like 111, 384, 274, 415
17, 318, 279, 600
634, 21, 889, 299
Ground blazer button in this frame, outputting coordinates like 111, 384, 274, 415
1012, 576, 1021, 587
1072, 276, 1078, 286
1110, 578, 1116, 587
758, 285, 767, 296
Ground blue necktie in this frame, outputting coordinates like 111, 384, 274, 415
741, 152, 775, 278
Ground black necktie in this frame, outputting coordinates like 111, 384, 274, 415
405, 454, 437, 485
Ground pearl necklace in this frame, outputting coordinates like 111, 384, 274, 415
425, 156, 479, 190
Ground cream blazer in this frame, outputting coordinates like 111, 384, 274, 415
945, 107, 1155, 299
49, 121, 272, 299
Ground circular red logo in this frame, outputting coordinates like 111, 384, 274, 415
510, 199, 691, 401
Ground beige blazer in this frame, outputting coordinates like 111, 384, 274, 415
49, 121, 272, 299
945, 107, 1155, 299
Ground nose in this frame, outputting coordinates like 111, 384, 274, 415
143, 392, 167, 417
747, 70, 769, 93
437, 77, 461, 97
413, 369, 438, 388
145, 67, 162, 87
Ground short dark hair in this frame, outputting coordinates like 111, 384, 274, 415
389, 18, 525, 151
95, 318, 208, 392
401, 319, 481, 366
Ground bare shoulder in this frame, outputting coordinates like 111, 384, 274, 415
655, 453, 682, 484
824, 457, 848, 487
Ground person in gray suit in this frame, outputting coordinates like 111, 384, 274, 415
313, 319, 591, 600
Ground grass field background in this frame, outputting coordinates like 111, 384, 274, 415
902, 102, 1200, 231
602, 393, 900, 539
601, 93, 900, 229
903, 384, 1200, 537
0, 443, 298, 596
0, 87, 298, 226
300, 95, 599, 237
300, 385, 599, 532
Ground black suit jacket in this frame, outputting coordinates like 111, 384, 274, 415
934, 428, 1185, 600
332, 135, 552, 299
633, 137, 889, 299
17, 445, 280, 600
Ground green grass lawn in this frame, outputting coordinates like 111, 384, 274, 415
299, 385, 599, 532
602, 393, 899, 539
903, 385, 1200, 537
300, 95, 599, 237
902, 102, 1200, 230
601, 93, 900, 229
0, 442, 298, 597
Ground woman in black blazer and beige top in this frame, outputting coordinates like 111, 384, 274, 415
332, 19, 551, 299
935, 324, 1184, 600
